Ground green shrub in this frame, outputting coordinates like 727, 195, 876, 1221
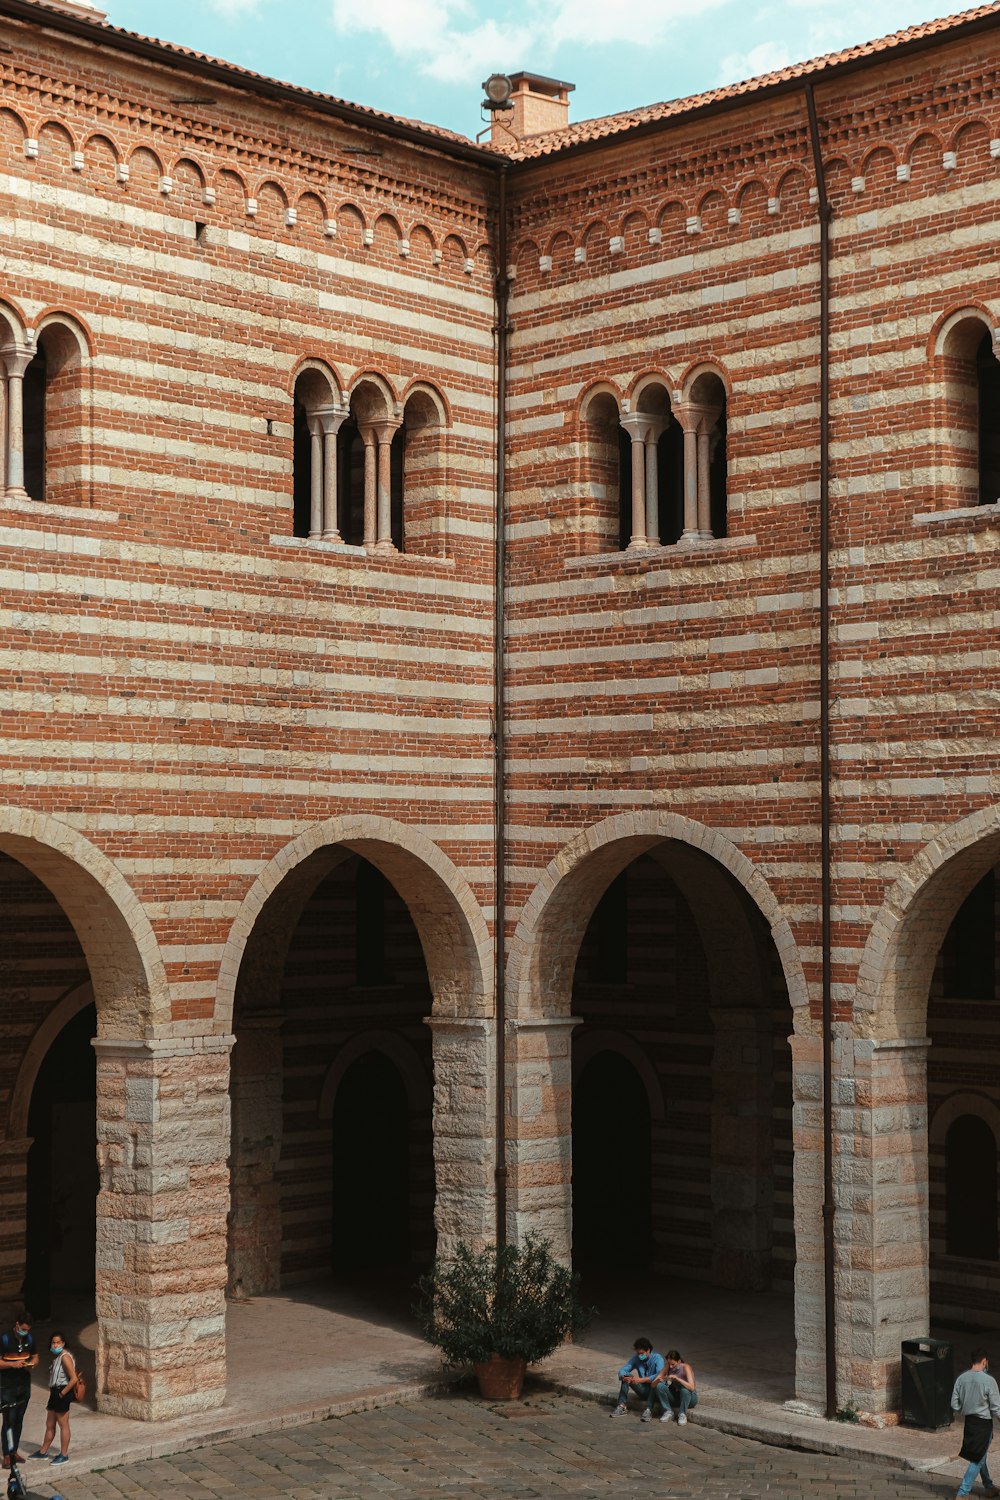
415, 1234, 592, 1368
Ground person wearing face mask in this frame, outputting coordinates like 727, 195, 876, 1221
0, 1313, 37, 1469
29, 1331, 78, 1465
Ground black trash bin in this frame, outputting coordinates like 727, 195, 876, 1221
901, 1337, 954, 1429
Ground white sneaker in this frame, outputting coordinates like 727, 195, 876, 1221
660, 1410, 673, 1422
610, 1404, 628, 1419
640, 1409, 652, 1423
677, 1413, 687, 1425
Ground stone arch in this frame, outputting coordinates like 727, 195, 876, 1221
8, 979, 94, 1139
217, 813, 492, 1033
930, 1089, 1000, 1148
856, 803, 1000, 1040
0, 806, 168, 1037
507, 810, 807, 1022
318, 1029, 432, 1119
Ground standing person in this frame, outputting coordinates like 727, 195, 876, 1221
30, 1330, 78, 1466
0, 1313, 36, 1468
658, 1348, 698, 1424
610, 1338, 665, 1421
951, 1347, 1000, 1499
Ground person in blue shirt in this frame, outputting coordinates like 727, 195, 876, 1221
610, 1338, 665, 1421
0, 1313, 37, 1468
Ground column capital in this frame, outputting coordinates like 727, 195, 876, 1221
314, 403, 348, 436
620, 410, 666, 444
358, 416, 402, 445
93, 1032, 236, 1061
673, 399, 720, 435
0, 343, 33, 379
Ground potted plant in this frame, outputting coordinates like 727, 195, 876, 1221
415, 1233, 591, 1400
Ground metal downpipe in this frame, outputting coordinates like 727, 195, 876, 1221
804, 80, 837, 1423
493, 165, 510, 1249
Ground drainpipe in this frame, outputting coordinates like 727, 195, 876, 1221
493, 164, 510, 1249
804, 82, 836, 1423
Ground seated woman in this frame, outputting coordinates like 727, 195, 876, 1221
658, 1349, 697, 1424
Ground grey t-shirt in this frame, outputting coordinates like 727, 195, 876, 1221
952, 1369, 1000, 1419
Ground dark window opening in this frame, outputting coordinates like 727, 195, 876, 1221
977, 330, 1000, 505
573, 1050, 651, 1273
617, 427, 631, 550
946, 1113, 998, 1259
657, 420, 685, 545
23, 346, 46, 502
391, 425, 405, 551
355, 860, 389, 986
710, 408, 728, 539
942, 872, 996, 1001
338, 419, 365, 546
331, 1052, 411, 1271
292, 398, 311, 538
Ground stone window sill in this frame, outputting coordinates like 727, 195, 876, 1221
270, 534, 455, 570
914, 500, 1000, 525
564, 534, 758, 571
0, 495, 119, 524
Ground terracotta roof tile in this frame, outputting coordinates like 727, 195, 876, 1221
489, 0, 1000, 160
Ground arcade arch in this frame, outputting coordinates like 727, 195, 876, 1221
221, 816, 492, 1302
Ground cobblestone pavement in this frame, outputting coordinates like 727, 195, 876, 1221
37, 1393, 956, 1500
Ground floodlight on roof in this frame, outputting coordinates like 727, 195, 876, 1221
482, 74, 514, 111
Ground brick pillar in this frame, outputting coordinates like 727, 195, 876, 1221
426, 1018, 494, 1260
94, 1034, 232, 1421
711, 1007, 774, 1290
227, 1012, 282, 1296
506, 1017, 579, 1260
844, 1035, 931, 1416
0, 1139, 31, 1315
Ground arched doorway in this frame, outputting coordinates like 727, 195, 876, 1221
568, 850, 794, 1297
572, 1050, 651, 1273
25, 1002, 98, 1318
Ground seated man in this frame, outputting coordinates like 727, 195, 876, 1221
610, 1338, 665, 1422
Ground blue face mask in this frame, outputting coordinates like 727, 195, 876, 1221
50, 1345, 62, 1356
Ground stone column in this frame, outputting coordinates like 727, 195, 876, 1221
788, 1030, 826, 1412
374, 419, 401, 553
505, 1016, 581, 1261
0, 1139, 32, 1316
1, 346, 32, 500
318, 407, 345, 541
842, 1035, 931, 1416
307, 416, 323, 539
674, 402, 714, 542
643, 417, 667, 546
227, 1012, 283, 1297
710, 1007, 773, 1290
360, 426, 377, 547
94, 1034, 233, 1421
425, 1017, 495, 1261
697, 407, 721, 537
620, 413, 659, 550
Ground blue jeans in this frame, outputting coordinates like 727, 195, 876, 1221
662, 1382, 698, 1417
618, 1380, 658, 1411
958, 1452, 993, 1497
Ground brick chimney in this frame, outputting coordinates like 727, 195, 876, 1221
491, 72, 574, 147
31, 0, 108, 21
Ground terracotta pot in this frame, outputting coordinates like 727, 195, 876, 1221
474, 1354, 528, 1400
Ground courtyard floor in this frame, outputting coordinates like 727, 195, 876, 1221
23, 1391, 965, 1500
23, 1275, 971, 1488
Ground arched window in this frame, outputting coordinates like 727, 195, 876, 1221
345, 377, 400, 553
946, 1114, 998, 1259
1, 312, 87, 505
682, 369, 728, 541
292, 366, 343, 541
398, 387, 448, 557
937, 313, 1000, 509
580, 389, 627, 554
23, 342, 45, 501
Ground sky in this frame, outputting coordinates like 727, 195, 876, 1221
100, 0, 978, 138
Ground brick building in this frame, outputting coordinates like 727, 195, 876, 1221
2, 0, 1000, 1426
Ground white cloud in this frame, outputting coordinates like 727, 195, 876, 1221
717, 38, 793, 83
329, 0, 727, 87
